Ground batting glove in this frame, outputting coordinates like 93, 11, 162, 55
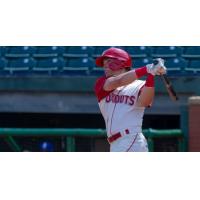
146, 58, 167, 76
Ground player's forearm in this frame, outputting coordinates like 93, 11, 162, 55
112, 70, 138, 86
118, 66, 149, 85
137, 74, 155, 107
104, 66, 148, 91
138, 87, 155, 107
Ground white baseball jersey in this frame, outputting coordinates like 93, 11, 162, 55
94, 76, 148, 152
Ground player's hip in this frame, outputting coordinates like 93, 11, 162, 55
110, 132, 148, 152
107, 126, 142, 142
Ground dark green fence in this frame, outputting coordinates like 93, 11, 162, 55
0, 128, 185, 152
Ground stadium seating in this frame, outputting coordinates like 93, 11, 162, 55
92, 46, 111, 57
164, 57, 188, 75
152, 46, 183, 58
133, 58, 153, 68
33, 46, 65, 58
5, 46, 36, 58
63, 46, 94, 58
90, 66, 104, 76
0, 47, 6, 57
0, 46, 200, 77
4, 58, 36, 75
62, 57, 94, 75
125, 46, 153, 58
182, 47, 200, 58
0, 58, 8, 75
185, 60, 200, 75
32, 58, 65, 75
0, 57, 8, 66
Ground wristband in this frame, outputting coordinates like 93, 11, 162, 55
135, 66, 147, 78
145, 74, 154, 87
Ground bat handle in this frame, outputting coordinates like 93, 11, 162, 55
161, 74, 170, 85
153, 60, 159, 65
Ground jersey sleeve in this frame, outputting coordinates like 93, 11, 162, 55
94, 76, 113, 102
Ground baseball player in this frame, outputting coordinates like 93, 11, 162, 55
94, 47, 166, 152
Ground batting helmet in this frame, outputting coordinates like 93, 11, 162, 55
95, 47, 132, 68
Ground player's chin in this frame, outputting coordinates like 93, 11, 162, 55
105, 73, 109, 77
105, 72, 112, 77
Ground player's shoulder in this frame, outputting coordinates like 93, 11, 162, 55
95, 76, 107, 87
130, 79, 145, 87
95, 76, 107, 82
94, 76, 112, 102
135, 79, 145, 84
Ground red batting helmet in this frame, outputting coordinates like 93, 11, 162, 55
95, 47, 132, 68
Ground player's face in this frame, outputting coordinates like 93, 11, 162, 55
103, 58, 126, 77
103, 58, 113, 77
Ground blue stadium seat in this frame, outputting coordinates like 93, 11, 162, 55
63, 46, 94, 58
165, 58, 188, 76
4, 58, 36, 75
182, 47, 200, 58
62, 58, 94, 75
90, 66, 104, 76
0, 47, 6, 57
33, 46, 65, 58
33, 58, 65, 75
125, 46, 153, 58
0, 58, 8, 67
152, 46, 183, 58
0, 58, 8, 75
5, 46, 36, 58
92, 46, 111, 57
185, 60, 200, 75
133, 58, 153, 68
68, 57, 94, 68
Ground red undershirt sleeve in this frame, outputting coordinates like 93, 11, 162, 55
94, 76, 114, 102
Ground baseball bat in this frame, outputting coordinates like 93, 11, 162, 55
153, 59, 179, 101
160, 74, 179, 101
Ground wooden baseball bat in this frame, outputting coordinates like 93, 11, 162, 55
161, 74, 179, 101
153, 59, 179, 101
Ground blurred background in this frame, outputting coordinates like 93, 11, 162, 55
0, 46, 199, 152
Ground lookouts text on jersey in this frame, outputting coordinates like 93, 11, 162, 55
95, 76, 149, 152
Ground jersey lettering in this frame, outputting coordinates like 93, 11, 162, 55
129, 96, 135, 105
105, 93, 136, 106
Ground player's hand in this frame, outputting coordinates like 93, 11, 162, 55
146, 58, 167, 76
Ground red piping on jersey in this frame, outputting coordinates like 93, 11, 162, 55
109, 89, 122, 136
126, 133, 138, 152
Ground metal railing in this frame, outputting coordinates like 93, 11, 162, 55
0, 128, 185, 152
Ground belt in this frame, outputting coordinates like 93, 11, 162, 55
107, 129, 130, 144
